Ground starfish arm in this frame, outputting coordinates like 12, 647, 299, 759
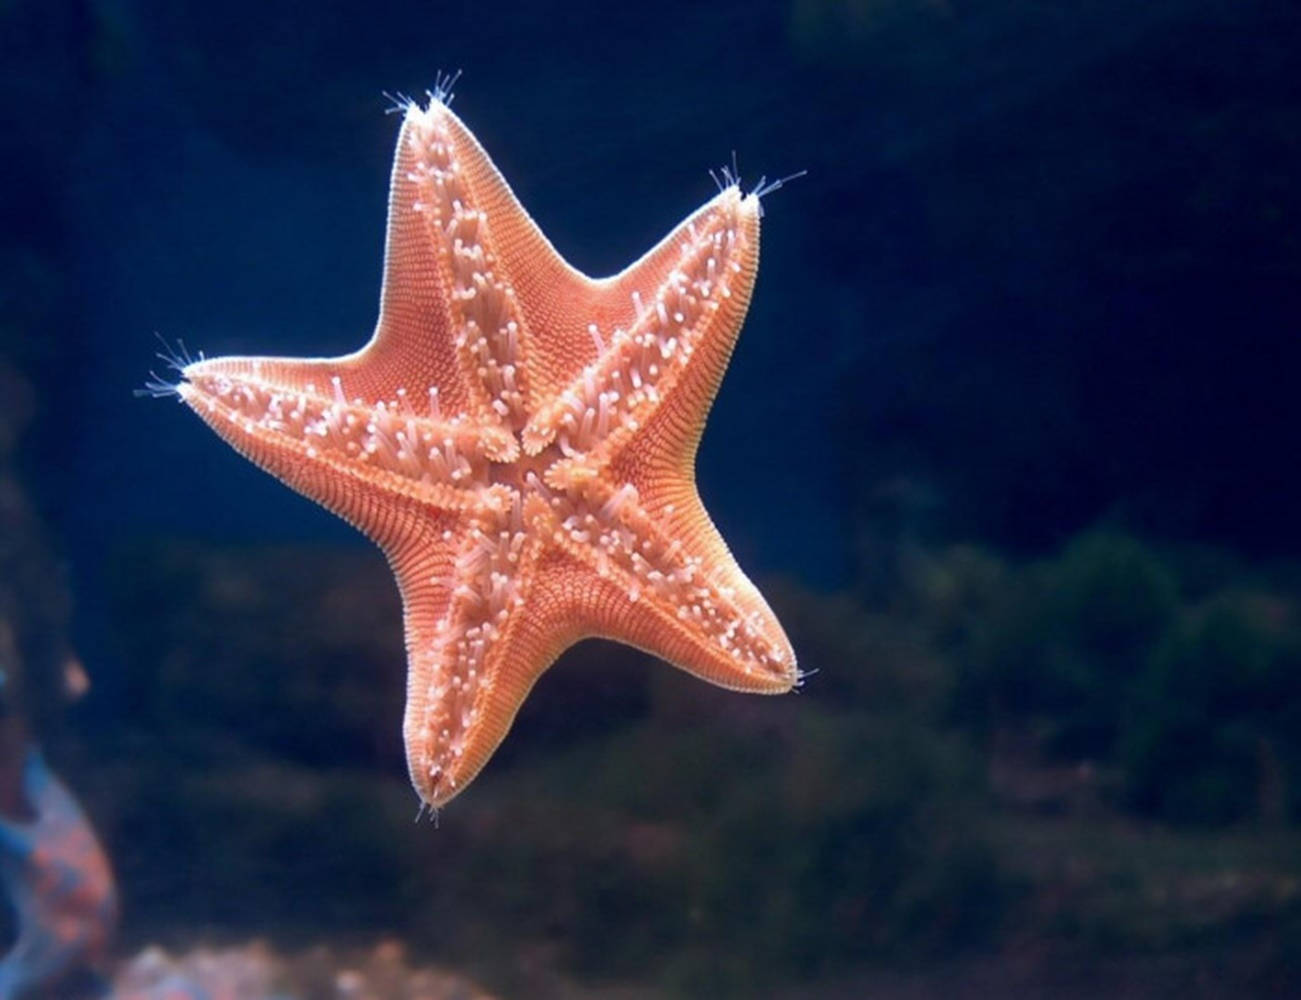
522, 187, 761, 477
606, 187, 760, 478
336, 103, 530, 445
429, 102, 604, 404
549, 478, 796, 694
379, 101, 559, 446
176, 368, 494, 539
399, 502, 573, 807
631, 489, 797, 693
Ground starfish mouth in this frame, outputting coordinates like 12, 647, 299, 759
487, 446, 559, 492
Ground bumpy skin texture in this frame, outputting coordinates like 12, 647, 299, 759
178, 95, 798, 808
0, 749, 117, 999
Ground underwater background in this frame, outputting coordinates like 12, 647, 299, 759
3, 0, 1301, 996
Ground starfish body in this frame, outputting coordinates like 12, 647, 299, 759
176, 93, 798, 807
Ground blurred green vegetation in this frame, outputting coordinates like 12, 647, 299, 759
94, 528, 1301, 996
941, 529, 1301, 828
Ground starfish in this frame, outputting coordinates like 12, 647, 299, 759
169, 84, 799, 808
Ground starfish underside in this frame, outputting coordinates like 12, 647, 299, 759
177, 94, 798, 807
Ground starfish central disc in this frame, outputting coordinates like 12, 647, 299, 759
174, 93, 799, 807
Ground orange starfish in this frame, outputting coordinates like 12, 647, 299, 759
171, 85, 799, 808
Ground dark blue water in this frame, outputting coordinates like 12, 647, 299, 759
3, 1, 1300, 996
